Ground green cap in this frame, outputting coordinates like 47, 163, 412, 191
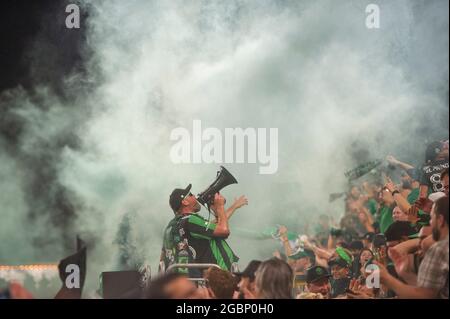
329, 247, 353, 268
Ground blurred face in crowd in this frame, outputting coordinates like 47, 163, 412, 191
164, 277, 201, 299
418, 226, 435, 256
238, 276, 256, 295
347, 200, 360, 214
430, 203, 446, 242
307, 278, 331, 298
350, 186, 360, 200
392, 206, 408, 222
436, 141, 449, 160
442, 173, 449, 196
359, 249, 373, 265
331, 265, 349, 280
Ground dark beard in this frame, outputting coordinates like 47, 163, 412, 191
432, 227, 440, 241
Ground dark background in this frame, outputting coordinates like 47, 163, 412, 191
0, 1, 86, 92
0, 1, 89, 254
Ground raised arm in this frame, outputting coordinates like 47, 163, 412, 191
390, 238, 420, 256
278, 225, 293, 257
303, 238, 334, 260
225, 195, 248, 219
212, 193, 230, 238
386, 155, 415, 171
376, 261, 437, 298
385, 178, 412, 213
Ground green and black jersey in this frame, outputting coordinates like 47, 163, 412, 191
161, 213, 239, 276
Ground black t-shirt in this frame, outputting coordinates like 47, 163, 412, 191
420, 159, 449, 192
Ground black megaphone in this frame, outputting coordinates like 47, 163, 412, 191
197, 166, 238, 209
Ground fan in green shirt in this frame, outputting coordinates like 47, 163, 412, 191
379, 205, 394, 234
161, 184, 245, 277
377, 187, 396, 233
366, 198, 378, 216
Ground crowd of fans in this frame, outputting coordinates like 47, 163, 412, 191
1, 140, 448, 300
146, 140, 449, 299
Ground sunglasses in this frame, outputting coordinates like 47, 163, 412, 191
182, 192, 194, 199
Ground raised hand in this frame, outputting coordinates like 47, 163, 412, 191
232, 195, 248, 209
347, 279, 372, 299
225, 195, 248, 219
384, 177, 398, 193
278, 225, 288, 236
349, 278, 358, 292
372, 260, 389, 284
214, 193, 226, 207
414, 198, 433, 214
406, 206, 420, 224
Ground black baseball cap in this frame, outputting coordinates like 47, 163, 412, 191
372, 233, 387, 248
306, 266, 331, 284
384, 221, 416, 242
349, 240, 364, 251
233, 260, 262, 280
169, 184, 192, 213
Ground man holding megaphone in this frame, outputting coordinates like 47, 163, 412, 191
160, 167, 248, 278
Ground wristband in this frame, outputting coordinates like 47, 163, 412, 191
391, 190, 400, 197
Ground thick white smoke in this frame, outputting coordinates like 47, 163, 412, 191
1, 0, 448, 296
